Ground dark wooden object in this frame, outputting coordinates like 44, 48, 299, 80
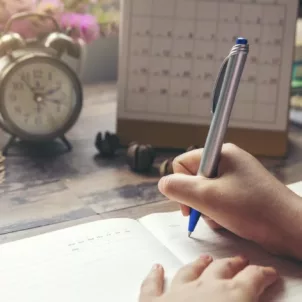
95, 131, 120, 157
159, 158, 174, 176
126, 143, 156, 172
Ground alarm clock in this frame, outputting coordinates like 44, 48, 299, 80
0, 12, 85, 155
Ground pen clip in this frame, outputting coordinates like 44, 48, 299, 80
211, 55, 229, 114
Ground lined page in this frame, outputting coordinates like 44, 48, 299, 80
139, 211, 302, 302
0, 218, 181, 302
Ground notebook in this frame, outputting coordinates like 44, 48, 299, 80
1, 181, 302, 302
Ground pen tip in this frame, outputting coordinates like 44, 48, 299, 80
188, 232, 192, 238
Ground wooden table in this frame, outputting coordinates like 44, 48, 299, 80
0, 82, 301, 245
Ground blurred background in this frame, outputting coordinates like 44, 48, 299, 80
1, 0, 302, 242
0, 0, 120, 83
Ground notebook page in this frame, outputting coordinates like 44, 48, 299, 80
0, 218, 181, 302
139, 211, 302, 302
287, 181, 302, 197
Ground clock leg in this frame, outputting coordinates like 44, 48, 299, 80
60, 136, 72, 152
2, 135, 17, 156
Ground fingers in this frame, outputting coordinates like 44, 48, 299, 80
172, 148, 203, 175
158, 173, 213, 208
172, 143, 244, 177
171, 255, 213, 288
171, 150, 203, 217
180, 204, 190, 216
139, 264, 164, 302
233, 265, 278, 298
200, 256, 249, 280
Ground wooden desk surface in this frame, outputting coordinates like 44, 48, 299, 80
0, 82, 301, 245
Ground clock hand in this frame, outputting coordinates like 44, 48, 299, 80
21, 78, 36, 94
45, 98, 67, 106
44, 86, 61, 95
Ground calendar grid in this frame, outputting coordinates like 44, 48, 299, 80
146, 0, 156, 114
121, 0, 294, 131
272, 3, 286, 126
167, 0, 177, 116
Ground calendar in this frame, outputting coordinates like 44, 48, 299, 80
116, 0, 299, 156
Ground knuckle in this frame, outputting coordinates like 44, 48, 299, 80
225, 259, 236, 270
218, 258, 238, 274
223, 143, 239, 153
171, 154, 189, 173
220, 143, 242, 171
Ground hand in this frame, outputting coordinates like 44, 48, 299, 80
158, 143, 302, 260
139, 255, 278, 302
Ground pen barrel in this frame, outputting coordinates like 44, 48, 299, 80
198, 43, 249, 178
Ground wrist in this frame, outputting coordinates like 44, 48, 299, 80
275, 190, 302, 261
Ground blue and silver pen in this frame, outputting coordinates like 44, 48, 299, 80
188, 37, 249, 237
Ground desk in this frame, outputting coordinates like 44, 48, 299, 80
0, 82, 301, 245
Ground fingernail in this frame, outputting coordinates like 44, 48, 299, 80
263, 267, 278, 278
200, 254, 212, 262
152, 264, 161, 271
237, 255, 249, 263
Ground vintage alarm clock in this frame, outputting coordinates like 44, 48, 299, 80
0, 12, 85, 155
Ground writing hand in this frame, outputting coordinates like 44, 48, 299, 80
158, 143, 302, 261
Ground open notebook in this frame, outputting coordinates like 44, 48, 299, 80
1, 181, 302, 302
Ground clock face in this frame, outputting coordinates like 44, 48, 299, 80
0, 56, 82, 139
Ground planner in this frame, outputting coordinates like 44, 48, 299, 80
116, 0, 299, 156
1, 181, 302, 302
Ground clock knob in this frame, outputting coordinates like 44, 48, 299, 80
0, 32, 25, 57
44, 32, 82, 58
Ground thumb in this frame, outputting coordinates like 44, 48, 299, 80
158, 173, 214, 211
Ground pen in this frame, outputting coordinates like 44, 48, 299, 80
188, 37, 249, 237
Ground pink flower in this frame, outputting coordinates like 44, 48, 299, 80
60, 12, 100, 43
0, 0, 101, 44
